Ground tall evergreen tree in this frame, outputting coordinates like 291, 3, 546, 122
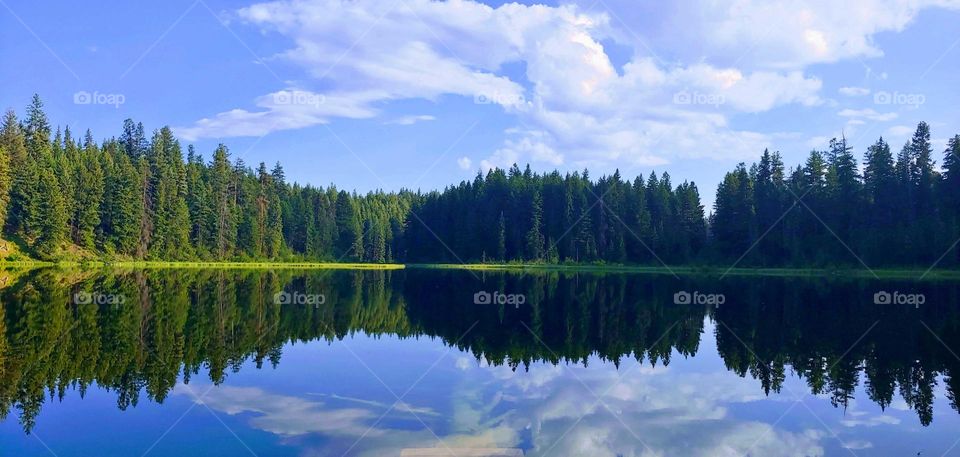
209, 144, 238, 258
0, 110, 21, 234
525, 190, 545, 260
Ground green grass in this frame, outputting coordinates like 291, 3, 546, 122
59, 261, 406, 270
404, 263, 960, 279
0, 259, 957, 279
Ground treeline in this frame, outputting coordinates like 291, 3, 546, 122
712, 124, 960, 267
0, 96, 411, 261
2, 95, 959, 266
406, 166, 706, 264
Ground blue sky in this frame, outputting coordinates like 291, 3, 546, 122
2, 0, 959, 208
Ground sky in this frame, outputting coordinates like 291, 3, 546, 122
2, 0, 959, 209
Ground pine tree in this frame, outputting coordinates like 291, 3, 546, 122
185, 146, 213, 257
910, 122, 939, 261
209, 144, 238, 259
144, 127, 191, 258
335, 191, 363, 260
0, 110, 21, 233
100, 144, 143, 256
863, 137, 897, 263
941, 136, 960, 266
752, 150, 786, 264
15, 96, 70, 256
825, 136, 862, 254
72, 130, 104, 249
33, 164, 69, 255
266, 162, 285, 258
525, 190, 545, 261
711, 163, 753, 259
496, 211, 506, 261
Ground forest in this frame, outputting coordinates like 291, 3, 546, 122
2, 94, 959, 267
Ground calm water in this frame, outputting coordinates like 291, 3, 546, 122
1, 268, 960, 456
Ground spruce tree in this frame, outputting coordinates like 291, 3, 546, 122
0, 110, 21, 233
72, 130, 104, 249
335, 191, 363, 260
525, 190, 545, 261
101, 145, 143, 256
209, 144, 237, 259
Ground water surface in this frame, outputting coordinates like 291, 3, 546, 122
1, 268, 959, 456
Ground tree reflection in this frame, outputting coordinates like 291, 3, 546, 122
1, 268, 959, 432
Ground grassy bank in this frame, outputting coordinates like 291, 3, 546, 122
60, 261, 405, 270
404, 263, 960, 279
0, 260, 957, 279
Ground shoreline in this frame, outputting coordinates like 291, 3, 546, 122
0, 260, 957, 279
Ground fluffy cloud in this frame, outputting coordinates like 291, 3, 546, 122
385, 114, 436, 125
181, 354, 828, 457
839, 86, 871, 97
838, 108, 898, 122
631, 0, 960, 69
176, 0, 831, 169
175, 385, 379, 437
886, 124, 917, 137
175, 89, 380, 140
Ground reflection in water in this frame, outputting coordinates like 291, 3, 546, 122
1, 268, 959, 453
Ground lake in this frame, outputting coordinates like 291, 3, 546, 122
1, 268, 959, 456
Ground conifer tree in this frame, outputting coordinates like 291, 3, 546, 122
0, 110, 21, 233
208, 145, 238, 258
72, 130, 104, 249
100, 144, 143, 256
525, 190, 545, 261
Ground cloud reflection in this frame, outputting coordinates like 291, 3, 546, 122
178, 349, 827, 456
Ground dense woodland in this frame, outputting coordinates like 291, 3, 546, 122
2, 95, 959, 267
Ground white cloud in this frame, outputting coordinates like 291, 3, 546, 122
385, 114, 435, 125
840, 414, 900, 427
842, 440, 874, 450
175, 385, 378, 437
175, 89, 380, 140
457, 157, 472, 170
481, 130, 564, 170
632, 0, 960, 69
483, 359, 824, 457
838, 108, 898, 122
178, 0, 829, 169
839, 86, 871, 96
807, 135, 831, 148
886, 125, 915, 137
